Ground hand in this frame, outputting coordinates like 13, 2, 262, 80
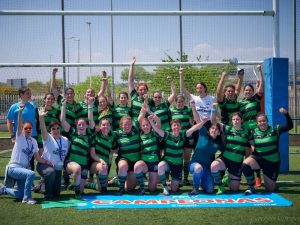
143, 94, 148, 100
257, 64, 262, 71
19, 104, 25, 112
279, 107, 287, 114
201, 116, 209, 123
38, 107, 48, 117
190, 100, 195, 107
88, 97, 95, 106
44, 160, 53, 168
61, 98, 67, 106
212, 103, 218, 109
179, 67, 184, 75
53, 68, 58, 73
221, 71, 228, 78
148, 114, 154, 122
102, 70, 107, 78
130, 57, 136, 66
142, 101, 150, 112
166, 76, 173, 82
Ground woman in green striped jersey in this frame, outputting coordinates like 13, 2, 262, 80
216, 70, 243, 125
128, 57, 151, 121
115, 116, 141, 195
133, 103, 162, 195
211, 112, 250, 194
169, 94, 194, 185
88, 97, 117, 194
149, 76, 176, 131
60, 98, 95, 199
150, 116, 205, 195
242, 108, 293, 195
113, 91, 131, 130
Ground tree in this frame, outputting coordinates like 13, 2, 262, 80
120, 66, 152, 82
0, 82, 18, 95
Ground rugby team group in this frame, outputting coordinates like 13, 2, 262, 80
0, 57, 293, 204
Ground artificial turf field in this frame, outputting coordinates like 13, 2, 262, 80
0, 150, 299, 225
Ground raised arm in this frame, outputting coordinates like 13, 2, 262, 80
148, 114, 164, 137
179, 67, 192, 100
50, 68, 60, 100
216, 71, 227, 102
138, 101, 149, 124
60, 98, 71, 132
128, 57, 136, 93
105, 81, 113, 106
16, 104, 25, 137
98, 70, 107, 97
186, 117, 208, 137
257, 65, 264, 95
38, 107, 49, 141
235, 70, 244, 96
190, 100, 201, 124
88, 97, 95, 129
167, 76, 176, 104
7, 119, 14, 142
210, 103, 218, 124
278, 107, 293, 132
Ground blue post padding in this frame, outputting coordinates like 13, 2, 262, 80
263, 58, 289, 172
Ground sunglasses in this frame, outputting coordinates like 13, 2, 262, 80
24, 127, 32, 130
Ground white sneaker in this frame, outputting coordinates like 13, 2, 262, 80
0, 183, 5, 195
22, 198, 37, 204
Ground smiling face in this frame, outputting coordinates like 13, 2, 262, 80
153, 92, 162, 106
119, 93, 128, 106
120, 117, 133, 133
98, 96, 108, 110
65, 88, 75, 102
85, 88, 95, 99
257, 114, 268, 131
171, 120, 181, 136
44, 93, 55, 107
137, 84, 148, 97
50, 125, 61, 139
23, 122, 32, 139
141, 119, 151, 134
243, 85, 254, 99
175, 96, 185, 109
224, 86, 235, 100
21, 90, 32, 102
76, 119, 87, 134
100, 119, 111, 135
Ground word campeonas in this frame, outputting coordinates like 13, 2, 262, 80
92, 197, 272, 205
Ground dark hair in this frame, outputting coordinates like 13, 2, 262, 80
256, 112, 268, 121
198, 82, 208, 93
64, 87, 75, 94
44, 92, 55, 100
231, 112, 243, 120
119, 91, 129, 98
18, 87, 31, 97
244, 84, 255, 92
170, 120, 181, 126
175, 94, 185, 102
224, 84, 235, 91
48, 120, 61, 132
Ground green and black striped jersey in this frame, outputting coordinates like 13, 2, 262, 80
140, 131, 161, 163
94, 131, 117, 163
162, 131, 186, 165
169, 106, 192, 131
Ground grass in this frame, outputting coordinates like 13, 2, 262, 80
0, 151, 300, 225
0, 131, 9, 137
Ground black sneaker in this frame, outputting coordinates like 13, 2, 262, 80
138, 188, 145, 196
116, 188, 125, 196
189, 188, 199, 195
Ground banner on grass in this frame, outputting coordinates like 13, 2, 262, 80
77, 193, 292, 209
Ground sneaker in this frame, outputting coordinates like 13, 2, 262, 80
138, 188, 145, 196
22, 198, 37, 204
0, 183, 5, 195
255, 177, 262, 187
108, 177, 119, 187
216, 185, 225, 195
189, 188, 199, 195
74, 193, 82, 199
162, 187, 170, 196
244, 187, 256, 195
116, 188, 125, 196
222, 174, 230, 187
100, 187, 108, 194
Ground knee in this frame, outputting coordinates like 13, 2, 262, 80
194, 165, 203, 173
210, 162, 218, 172
241, 163, 253, 176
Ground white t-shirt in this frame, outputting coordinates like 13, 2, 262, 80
191, 94, 215, 118
42, 134, 69, 168
9, 133, 38, 168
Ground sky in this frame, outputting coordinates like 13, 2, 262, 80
0, 0, 298, 85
